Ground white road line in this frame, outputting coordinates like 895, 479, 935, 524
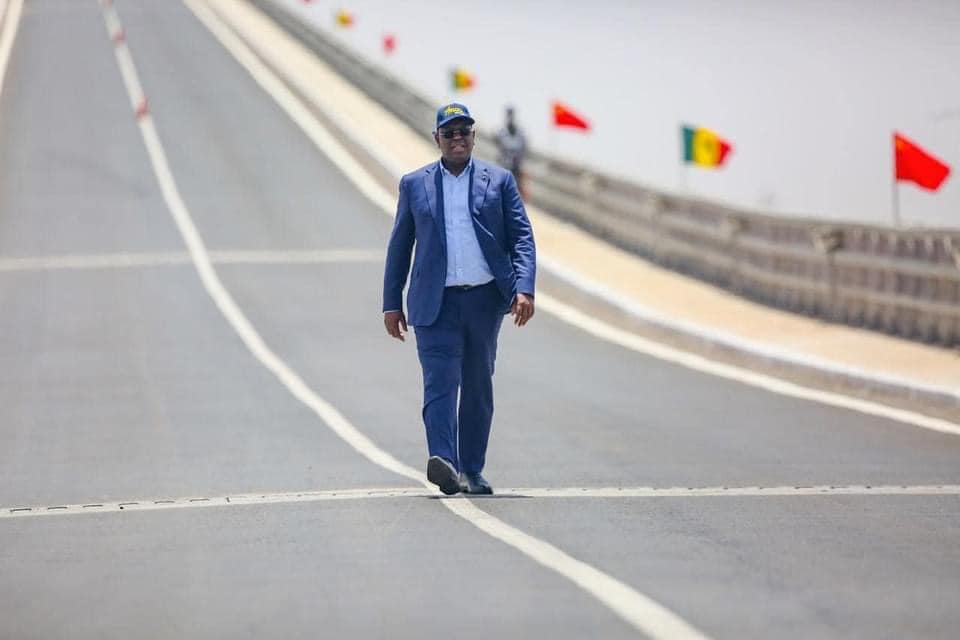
188, 0, 960, 439
537, 254, 960, 404
0, 0, 22, 104
102, 0, 151, 118
0, 249, 383, 272
535, 294, 960, 437
101, 0, 420, 480
210, 247, 383, 264
5, 484, 958, 520
107, 2, 712, 638
504, 485, 960, 498
1, 487, 428, 519
193, 1, 396, 218
0, 251, 193, 271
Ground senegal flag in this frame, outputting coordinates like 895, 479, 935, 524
450, 67, 475, 92
682, 124, 732, 168
334, 10, 354, 27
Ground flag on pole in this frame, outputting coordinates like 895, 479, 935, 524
334, 10, 354, 27
894, 132, 950, 191
552, 101, 590, 131
450, 67, 475, 91
382, 34, 396, 55
682, 124, 732, 168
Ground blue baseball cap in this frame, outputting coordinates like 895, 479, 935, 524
436, 103, 475, 130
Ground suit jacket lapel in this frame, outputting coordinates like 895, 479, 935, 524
471, 164, 490, 216
423, 163, 446, 250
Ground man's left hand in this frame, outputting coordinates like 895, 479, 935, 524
511, 293, 535, 327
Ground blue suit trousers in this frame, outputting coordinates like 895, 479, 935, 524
414, 282, 504, 474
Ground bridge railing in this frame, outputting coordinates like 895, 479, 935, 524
253, 0, 960, 346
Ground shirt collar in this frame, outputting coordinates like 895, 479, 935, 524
439, 157, 473, 178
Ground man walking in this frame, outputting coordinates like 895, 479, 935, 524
382, 103, 536, 495
494, 106, 528, 199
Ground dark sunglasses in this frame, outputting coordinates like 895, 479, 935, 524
439, 127, 474, 139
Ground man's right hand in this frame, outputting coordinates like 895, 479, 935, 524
384, 310, 408, 342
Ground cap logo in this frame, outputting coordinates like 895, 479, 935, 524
443, 106, 464, 116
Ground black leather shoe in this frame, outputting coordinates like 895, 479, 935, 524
427, 456, 461, 495
459, 472, 493, 495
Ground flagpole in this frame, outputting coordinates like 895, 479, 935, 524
891, 180, 901, 227
891, 131, 901, 227
678, 124, 687, 193
547, 104, 557, 165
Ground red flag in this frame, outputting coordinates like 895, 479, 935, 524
382, 34, 396, 55
552, 101, 590, 131
894, 132, 950, 191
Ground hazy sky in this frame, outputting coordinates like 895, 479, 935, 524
281, 0, 960, 228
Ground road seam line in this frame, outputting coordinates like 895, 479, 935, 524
0, 249, 383, 272
103, 2, 711, 638
5, 483, 959, 519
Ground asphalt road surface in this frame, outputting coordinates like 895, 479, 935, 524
1, 2, 958, 638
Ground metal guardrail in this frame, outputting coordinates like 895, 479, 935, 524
252, 0, 960, 347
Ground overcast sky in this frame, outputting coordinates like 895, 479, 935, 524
282, 0, 960, 228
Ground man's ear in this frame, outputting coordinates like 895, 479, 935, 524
433, 132, 440, 146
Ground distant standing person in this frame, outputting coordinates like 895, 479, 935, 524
382, 103, 536, 496
494, 106, 528, 199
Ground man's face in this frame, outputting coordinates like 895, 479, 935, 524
435, 118, 475, 165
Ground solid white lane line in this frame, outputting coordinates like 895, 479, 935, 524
191, 1, 396, 217
537, 254, 960, 404
99, 0, 420, 481
0, 0, 22, 104
190, 1, 960, 439
6, 484, 958, 519
109, 3, 711, 638
0, 249, 383, 272
535, 294, 960, 437
102, 0, 148, 117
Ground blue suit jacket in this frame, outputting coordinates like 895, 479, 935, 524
383, 158, 536, 327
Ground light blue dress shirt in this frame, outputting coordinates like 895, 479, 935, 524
440, 159, 494, 287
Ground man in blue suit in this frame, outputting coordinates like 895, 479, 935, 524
383, 103, 536, 495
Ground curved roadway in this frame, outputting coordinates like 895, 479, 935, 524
0, 2, 958, 638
